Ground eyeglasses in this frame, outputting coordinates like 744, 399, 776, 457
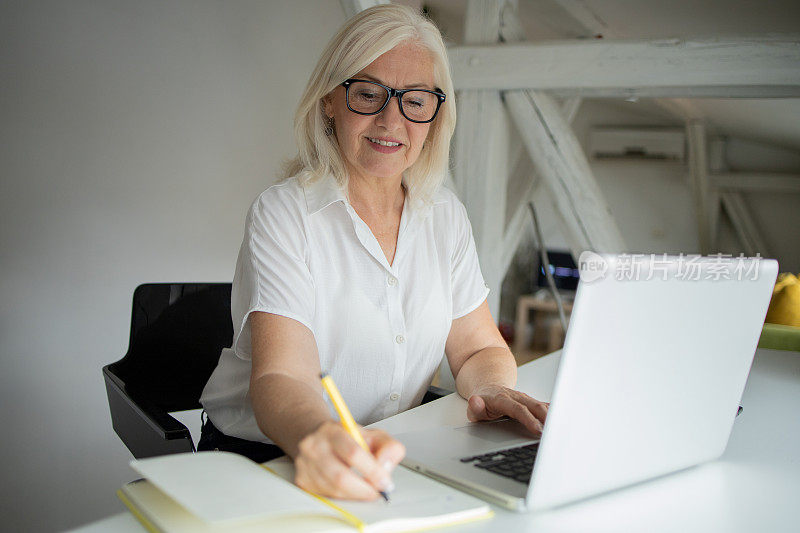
341, 79, 446, 124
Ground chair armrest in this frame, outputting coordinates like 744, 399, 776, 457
421, 384, 452, 405
103, 365, 194, 459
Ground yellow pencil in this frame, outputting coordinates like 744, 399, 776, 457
320, 372, 391, 502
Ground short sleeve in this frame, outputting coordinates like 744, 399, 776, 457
450, 200, 490, 319
231, 187, 315, 360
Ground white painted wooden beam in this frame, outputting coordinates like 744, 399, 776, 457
495, 0, 544, 277
707, 138, 726, 252
338, 0, 387, 19
503, 133, 532, 228
687, 121, 712, 254
550, 0, 611, 38
720, 191, 771, 257
498, 0, 524, 42
494, 1, 554, 278
560, 97, 583, 124
449, 37, 800, 97
453, 0, 512, 319
709, 137, 769, 257
498, 146, 539, 276
712, 173, 800, 193
454, 89, 510, 272
505, 90, 627, 258
442, 0, 509, 390
499, 173, 539, 278
653, 98, 706, 122
464, 0, 502, 45
497, 1, 625, 259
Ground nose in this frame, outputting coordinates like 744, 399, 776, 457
374, 95, 404, 131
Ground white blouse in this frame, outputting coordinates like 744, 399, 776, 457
200, 174, 489, 442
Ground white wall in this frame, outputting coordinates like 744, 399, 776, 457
0, 1, 345, 531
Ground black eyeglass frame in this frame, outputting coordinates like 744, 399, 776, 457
341, 78, 446, 124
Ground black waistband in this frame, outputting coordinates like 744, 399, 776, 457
198, 415, 286, 464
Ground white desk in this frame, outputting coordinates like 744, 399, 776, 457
69, 349, 800, 533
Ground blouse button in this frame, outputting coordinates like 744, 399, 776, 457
389, 393, 400, 401
395, 334, 405, 344
388, 276, 397, 286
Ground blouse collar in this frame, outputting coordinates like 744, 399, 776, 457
302, 172, 449, 216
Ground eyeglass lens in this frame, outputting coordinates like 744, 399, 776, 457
348, 81, 438, 122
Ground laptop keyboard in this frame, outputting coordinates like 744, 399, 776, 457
460, 442, 539, 484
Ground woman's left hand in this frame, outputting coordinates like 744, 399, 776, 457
466, 384, 549, 436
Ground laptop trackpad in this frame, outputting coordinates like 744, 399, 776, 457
453, 418, 537, 444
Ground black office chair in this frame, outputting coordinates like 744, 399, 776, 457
104, 282, 450, 460
103, 283, 233, 459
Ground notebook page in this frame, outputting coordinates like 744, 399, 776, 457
119, 480, 353, 533
266, 457, 492, 533
131, 452, 337, 525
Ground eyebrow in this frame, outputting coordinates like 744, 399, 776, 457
357, 74, 435, 91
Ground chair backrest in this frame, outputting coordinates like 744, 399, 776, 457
114, 283, 233, 410
103, 283, 232, 458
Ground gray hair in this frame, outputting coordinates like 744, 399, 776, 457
283, 4, 456, 206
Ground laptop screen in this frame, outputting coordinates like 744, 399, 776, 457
536, 250, 580, 291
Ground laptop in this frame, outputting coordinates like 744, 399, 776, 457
398, 254, 778, 512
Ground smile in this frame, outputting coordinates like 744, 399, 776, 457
367, 137, 402, 147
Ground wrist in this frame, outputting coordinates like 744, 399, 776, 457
279, 408, 336, 457
469, 382, 508, 398
454, 347, 517, 399
302, 415, 339, 439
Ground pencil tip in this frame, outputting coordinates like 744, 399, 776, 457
380, 491, 390, 503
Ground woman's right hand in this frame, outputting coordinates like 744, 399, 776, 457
293, 421, 406, 500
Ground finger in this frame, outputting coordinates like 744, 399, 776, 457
296, 446, 379, 500
330, 428, 393, 493
296, 426, 382, 500
509, 390, 549, 424
317, 459, 382, 500
295, 454, 334, 496
468, 391, 517, 422
295, 454, 327, 495
483, 394, 543, 436
467, 395, 490, 422
364, 429, 405, 472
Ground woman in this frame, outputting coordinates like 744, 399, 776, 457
199, 4, 548, 501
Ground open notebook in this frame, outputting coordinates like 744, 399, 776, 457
118, 451, 493, 533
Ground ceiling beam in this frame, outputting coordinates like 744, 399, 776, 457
687, 121, 713, 254
549, 0, 611, 39
464, 0, 502, 44
454, 0, 510, 321
560, 97, 583, 123
499, 168, 539, 279
720, 192, 771, 257
505, 90, 627, 257
653, 98, 706, 121
449, 37, 800, 97
498, 2, 626, 259
712, 173, 800, 193
707, 138, 725, 252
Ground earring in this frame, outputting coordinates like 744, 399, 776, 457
324, 117, 334, 136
